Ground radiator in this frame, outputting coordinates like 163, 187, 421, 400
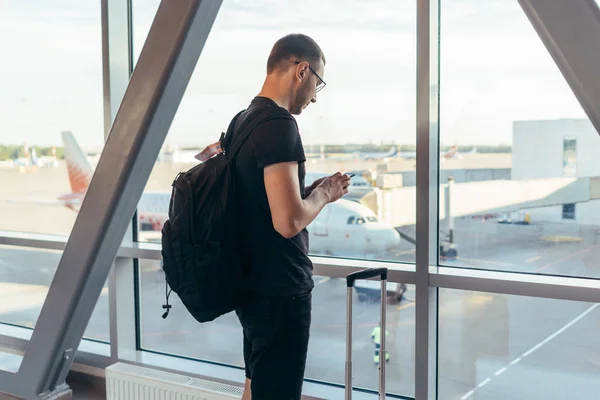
105, 362, 243, 400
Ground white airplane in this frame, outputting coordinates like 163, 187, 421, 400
398, 145, 464, 160
306, 197, 401, 257
59, 132, 401, 257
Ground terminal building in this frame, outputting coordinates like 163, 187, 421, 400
513, 118, 600, 224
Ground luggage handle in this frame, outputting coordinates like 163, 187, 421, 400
346, 268, 388, 287
345, 267, 388, 400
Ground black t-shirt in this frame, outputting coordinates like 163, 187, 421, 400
227, 96, 314, 296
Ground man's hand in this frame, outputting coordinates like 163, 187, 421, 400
314, 172, 350, 203
304, 177, 327, 197
264, 166, 351, 239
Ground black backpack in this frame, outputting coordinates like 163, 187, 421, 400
160, 109, 266, 323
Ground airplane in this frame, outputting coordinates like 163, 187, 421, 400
357, 144, 463, 161
59, 131, 401, 258
361, 145, 399, 161
310, 144, 400, 162
9, 143, 59, 170
440, 145, 478, 160
30, 147, 59, 168
441, 145, 459, 159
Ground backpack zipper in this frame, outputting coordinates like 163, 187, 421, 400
183, 176, 197, 247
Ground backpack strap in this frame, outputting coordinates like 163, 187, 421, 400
225, 113, 256, 161
194, 111, 245, 163
225, 110, 290, 161
221, 110, 284, 161
219, 110, 245, 145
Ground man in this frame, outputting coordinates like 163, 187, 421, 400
371, 323, 390, 364
227, 34, 350, 399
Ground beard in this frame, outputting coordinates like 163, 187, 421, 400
291, 81, 313, 115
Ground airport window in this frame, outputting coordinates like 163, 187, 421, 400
562, 203, 576, 220
0, 3, 103, 236
4, 0, 600, 399
133, 1, 417, 265
438, 1, 599, 279
0, 246, 109, 343
140, 261, 417, 397
133, 0, 417, 397
0, 3, 108, 343
439, 289, 600, 400
562, 137, 577, 177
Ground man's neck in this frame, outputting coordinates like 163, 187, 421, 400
257, 78, 292, 112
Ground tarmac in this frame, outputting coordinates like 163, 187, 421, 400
1, 157, 600, 399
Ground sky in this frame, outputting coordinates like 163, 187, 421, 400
0, 0, 589, 150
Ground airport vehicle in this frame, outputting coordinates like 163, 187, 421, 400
497, 211, 531, 225
354, 279, 407, 303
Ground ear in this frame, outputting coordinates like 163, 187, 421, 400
296, 61, 309, 81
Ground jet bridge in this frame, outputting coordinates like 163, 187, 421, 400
366, 176, 600, 229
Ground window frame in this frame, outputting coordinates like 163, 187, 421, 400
1, 0, 600, 399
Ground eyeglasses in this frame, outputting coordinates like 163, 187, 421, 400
295, 61, 326, 93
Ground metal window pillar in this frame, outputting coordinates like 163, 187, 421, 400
415, 0, 440, 399
101, 0, 138, 363
0, 1, 222, 398
519, 0, 600, 137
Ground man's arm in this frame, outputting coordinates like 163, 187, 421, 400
264, 162, 348, 239
304, 176, 326, 198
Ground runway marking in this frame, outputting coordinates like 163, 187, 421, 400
477, 378, 491, 388
396, 302, 416, 311
460, 303, 599, 400
540, 235, 583, 243
588, 357, 600, 368
535, 245, 598, 273
393, 249, 415, 255
526, 255, 540, 263
456, 257, 513, 267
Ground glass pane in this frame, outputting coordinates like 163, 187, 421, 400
0, 246, 109, 343
439, 289, 600, 399
438, 1, 600, 278
132, 0, 417, 264
0, 3, 103, 236
0, 351, 22, 373
140, 259, 416, 397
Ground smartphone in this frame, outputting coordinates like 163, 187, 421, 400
345, 173, 355, 178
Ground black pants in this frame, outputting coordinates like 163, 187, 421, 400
235, 291, 312, 400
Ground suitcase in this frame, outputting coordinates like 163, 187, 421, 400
345, 268, 388, 400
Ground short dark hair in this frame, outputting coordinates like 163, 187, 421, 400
266, 34, 326, 74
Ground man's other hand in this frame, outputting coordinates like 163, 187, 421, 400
316, 172, 350, 203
